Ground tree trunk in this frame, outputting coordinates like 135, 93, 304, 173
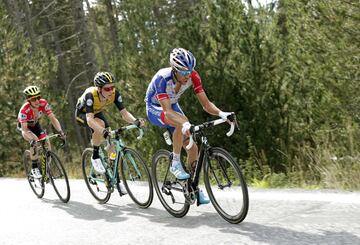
22, 0, 37, 52
84, 0, 109, 70
104, 0, 120, 52
71, 0, 98, 82
3, 0, 23, 34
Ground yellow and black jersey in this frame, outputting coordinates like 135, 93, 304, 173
76, 86, 125, 114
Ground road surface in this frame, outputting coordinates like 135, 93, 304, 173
0, 178, 359, 245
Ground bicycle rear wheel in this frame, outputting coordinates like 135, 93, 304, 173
204, 147, 249, 224
23, 150, 44, 198
81, 148, 111, 203
152, 149, 190, 218
119, 148, 153, 208
47, 151, 70, 203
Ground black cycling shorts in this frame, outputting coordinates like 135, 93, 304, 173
17, 122, 47, 140
75, 109, 109, 131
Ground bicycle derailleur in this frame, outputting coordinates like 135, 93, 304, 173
178, 179, 196, 205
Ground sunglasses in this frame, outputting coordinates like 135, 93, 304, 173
28, 96, 41, 102
177, 70, 192, 76
102, 86, 115, 92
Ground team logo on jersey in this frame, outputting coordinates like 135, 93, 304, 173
86, 99, 93, 106
20, 113, 27, 120
117, 95, 123, 103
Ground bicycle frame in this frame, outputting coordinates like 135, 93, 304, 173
89, 125, 144, 188
33, 134, 62, 182
179, 117, 237, 204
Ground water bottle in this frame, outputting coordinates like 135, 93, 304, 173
109, 152, 116, 160
163, 131, 172, 145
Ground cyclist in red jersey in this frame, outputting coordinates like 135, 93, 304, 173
17, 85, 65, 178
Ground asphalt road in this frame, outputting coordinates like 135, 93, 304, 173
1, 178, 359, 245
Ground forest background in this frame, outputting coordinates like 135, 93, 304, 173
1, 0, 359, 189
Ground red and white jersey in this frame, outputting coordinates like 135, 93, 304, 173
17, 99, 53, 126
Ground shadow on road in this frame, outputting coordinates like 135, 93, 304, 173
40, 198, 128, 223
118, 203, 360, 244
236, 222, 360, 245
39, 197, 360, 245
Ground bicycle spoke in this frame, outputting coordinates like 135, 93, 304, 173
82, 148, 111, 203
23, 150, 45, 198
204, 147, 249, 224
152, 150, 190, 217
47, 151, 70, 203
120, 148, 153, 208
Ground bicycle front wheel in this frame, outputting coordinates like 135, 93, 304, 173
82, 148, 111, 203
204, 147, 249, 224
152, 149, 190, 218
119, 148, 153, 208
47, 151, 70, 203
23, 150, 44, 198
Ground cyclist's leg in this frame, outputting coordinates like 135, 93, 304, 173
171, 105, 209, 204
147, 103, 190, 179
77, 110, 107, 173
19, 122, 45, 177
91, 112, 109, 145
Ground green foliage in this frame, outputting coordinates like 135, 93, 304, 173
1, 0, 359, 190
0, 5, 53, 176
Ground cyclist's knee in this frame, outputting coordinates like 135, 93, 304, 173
183, 137, 198, 151
94, 118, 106, 128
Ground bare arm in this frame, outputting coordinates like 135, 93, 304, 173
48, 113, 63, 133
119, 108, 137, 124
196, 91, 222, 116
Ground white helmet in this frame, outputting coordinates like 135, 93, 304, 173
169, 48, 196, 72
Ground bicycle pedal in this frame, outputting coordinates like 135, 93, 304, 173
177, 179, 187, 187
89, 178, 96, 185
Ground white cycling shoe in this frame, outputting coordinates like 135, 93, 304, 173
30, 168, 42, 179
91, 158, 106, 174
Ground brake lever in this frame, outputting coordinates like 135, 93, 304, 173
228, 113, 240, 130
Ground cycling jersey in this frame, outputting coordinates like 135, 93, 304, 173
144, 67, 204, 106
17, 99, 53, 127
76, 86, 125, 114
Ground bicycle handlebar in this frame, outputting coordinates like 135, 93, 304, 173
109, 124, 144, 141
185, 115, 237, 150
31, 134, 65, 156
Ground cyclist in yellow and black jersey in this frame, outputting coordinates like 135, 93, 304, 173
75, 72, 145, 177
76, 85, 125, 127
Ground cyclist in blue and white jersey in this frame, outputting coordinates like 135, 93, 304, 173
145, 48, 234, 204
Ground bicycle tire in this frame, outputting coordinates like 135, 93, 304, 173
119, 148, 153, 208
204, 147, 249, 224
23, 150, 45, 198
47, 151, 71, 203
81, 148, 111, 203
152, 149, 190, 218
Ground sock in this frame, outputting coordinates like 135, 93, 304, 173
172, 153, 180, 166
92, 146, 100, 159
173, 153, 180, 161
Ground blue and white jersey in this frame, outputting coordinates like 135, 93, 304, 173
144, 67, 204, 106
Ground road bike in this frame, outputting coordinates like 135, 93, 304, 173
152, 115, 249, 223
82, 124, 153, 208
23, 134, 70, 203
